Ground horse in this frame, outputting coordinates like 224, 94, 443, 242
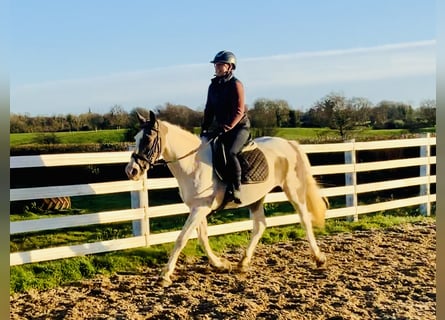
125, 110, 328, 287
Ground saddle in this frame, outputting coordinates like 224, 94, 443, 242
211, 138, 269, 185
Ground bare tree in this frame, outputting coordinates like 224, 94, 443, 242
417, 99, 436, 126
326, 94, 352, 139
104, 105, 130, 129
156, 103, 202, 131
349, 97, 373, 127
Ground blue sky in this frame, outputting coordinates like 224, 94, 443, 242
10, 0, 436, 116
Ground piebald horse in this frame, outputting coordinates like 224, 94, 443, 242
125, 110, 327, 287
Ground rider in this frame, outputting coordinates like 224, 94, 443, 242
200, 50, 251, 203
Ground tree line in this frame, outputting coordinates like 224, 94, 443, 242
10, 93, 436, 139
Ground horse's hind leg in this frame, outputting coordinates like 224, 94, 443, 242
196, 218, 232, 272
284, 187, 326, 268
297, 202, 326, 267
238, 197, 267, 273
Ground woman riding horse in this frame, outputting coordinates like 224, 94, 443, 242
200, 50, 251, 204
126, 111, 327, 287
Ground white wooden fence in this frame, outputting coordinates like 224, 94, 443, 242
10, 135, 436, 266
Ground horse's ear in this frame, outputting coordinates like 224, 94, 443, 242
136, 112, 146, 124
149, 110, 156, 123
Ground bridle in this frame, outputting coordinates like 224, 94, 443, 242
131, 123, 162, 171
131, 120, 216, 172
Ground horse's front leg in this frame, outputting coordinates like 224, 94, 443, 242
159, 206, 210, 287
196, 217, 232, 272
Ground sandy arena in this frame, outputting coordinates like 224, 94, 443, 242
10, 221, 436, 319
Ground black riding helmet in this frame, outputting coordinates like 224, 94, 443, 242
210, 50, 237, 70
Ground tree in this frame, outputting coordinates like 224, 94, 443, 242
305, 93, 373, 139
104, 105, 130, 129
270, 99, 291, 127
371, 100, 414, 129
80, 112, 105, 131
66, 114, 75, 131
9, 94, 436, 134
288, 109, 302, 127
249, 98, 290, 137
10, 113, 28, 133
249, 99, 275, 129
156, 103, 202, 131
325, 94, 352, 139
305, 96, 334, 128
417, 99, 436, 127
348, 97, 373, 127
370, 102, 391, 129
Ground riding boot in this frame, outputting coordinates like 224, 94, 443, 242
231, 158, 242, 204
227, 143, 244, 204
233, 188, 241, 204
232, 179, 242, 204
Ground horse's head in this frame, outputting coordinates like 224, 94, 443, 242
125, 110, 162, 180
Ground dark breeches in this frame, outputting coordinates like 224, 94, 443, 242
221, 127, 250, 188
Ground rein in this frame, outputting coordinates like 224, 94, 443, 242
135, 121, 217, 170
156, 135, 216, 167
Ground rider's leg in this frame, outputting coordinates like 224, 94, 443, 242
227, 128, 250, 202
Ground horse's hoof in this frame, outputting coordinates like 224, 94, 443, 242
237, 263, 249, 273
214, 258, 233, 272
236, 257, 249, 273
315, 252, 327, 268
222, 258, 233, 272
158, 275, 173, 287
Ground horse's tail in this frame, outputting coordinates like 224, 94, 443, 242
288, 140, 328, 228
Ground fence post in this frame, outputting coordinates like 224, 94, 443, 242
130, 191, 142, 236
130, 177, 150, 242
344, 139, 358, 221
419, 133, 431, 216
129, 146, 150, 242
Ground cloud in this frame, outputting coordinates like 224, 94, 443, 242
239, 40, 436, 86
11, 40, 436, 115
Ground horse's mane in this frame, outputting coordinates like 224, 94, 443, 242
160, 120, 201, 144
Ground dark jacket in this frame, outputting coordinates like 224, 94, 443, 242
201, 74, 249, 133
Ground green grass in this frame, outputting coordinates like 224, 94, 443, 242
10, 129, 128, 147
10, 213, 435, 294
71, 193, 132, 213
11, 127, 435, 148
274, 127, 414, 141
10, 223, 135, 252
275, 127, 335, 139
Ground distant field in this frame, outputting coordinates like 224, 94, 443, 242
10, 127, 434, 147
274, 127, 408, 140
10, 129, 128, 147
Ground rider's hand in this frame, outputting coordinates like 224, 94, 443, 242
215, 127, 226, 137
200, 130, 208, 138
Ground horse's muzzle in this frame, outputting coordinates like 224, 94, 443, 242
125, 161, 142, 180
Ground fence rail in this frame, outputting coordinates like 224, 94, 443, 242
10, 135, 436, 266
